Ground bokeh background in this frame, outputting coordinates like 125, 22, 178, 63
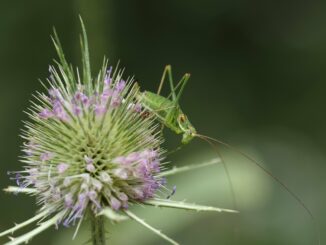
0, 1, 325, 244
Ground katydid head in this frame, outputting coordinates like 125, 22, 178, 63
177, 113, 197, 144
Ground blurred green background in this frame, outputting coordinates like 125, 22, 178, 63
0, 1, 325, 244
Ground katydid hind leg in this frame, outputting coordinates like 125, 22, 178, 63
156, 65, 191, 106
166, 65, 177, 101
157, 65, 176, 99
155, 65, 179, 125
175, 73, 191, 105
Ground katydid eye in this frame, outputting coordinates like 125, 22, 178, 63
179, 114, 186, 123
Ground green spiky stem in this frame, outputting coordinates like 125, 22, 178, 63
90, 211, 106, 245
4, 211, 65, 245
0, 210, 48, 238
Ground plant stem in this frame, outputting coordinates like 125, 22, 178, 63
90, 212, 106, 245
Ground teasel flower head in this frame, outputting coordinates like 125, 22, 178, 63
21, 69, 164, 224
1, 19, 237, 245
11, 44, 164, 226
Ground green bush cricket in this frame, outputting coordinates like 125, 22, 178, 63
136, 65, 320, 244
136, 65, 196, 145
